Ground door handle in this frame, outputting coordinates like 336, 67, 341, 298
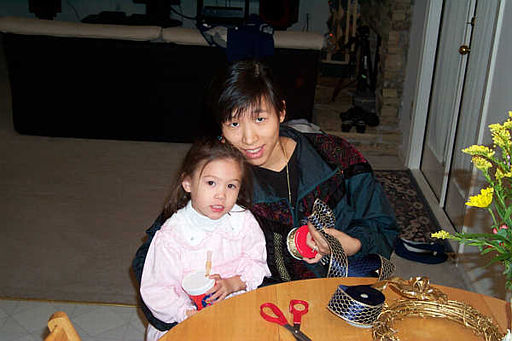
458, 45, 470, 55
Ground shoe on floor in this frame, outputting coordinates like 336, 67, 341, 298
394, 237, 448, 264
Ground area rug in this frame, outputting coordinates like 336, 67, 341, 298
374, 169, 440, 242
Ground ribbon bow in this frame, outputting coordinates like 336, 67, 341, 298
387, 276, 448, 302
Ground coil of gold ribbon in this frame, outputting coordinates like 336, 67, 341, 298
372, 277, 504, 341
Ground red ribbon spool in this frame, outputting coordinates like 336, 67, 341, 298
286, 225, 319, 260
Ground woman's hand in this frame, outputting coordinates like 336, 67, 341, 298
206, 275, 246, 303
303, 222, 362, 263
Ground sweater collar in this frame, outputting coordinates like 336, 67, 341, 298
251, 125, 337, 204
184, 201, 228, 232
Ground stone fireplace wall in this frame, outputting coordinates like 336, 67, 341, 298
360, 0, 412, 130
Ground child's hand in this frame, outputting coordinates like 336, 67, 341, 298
206, 274, 245, 303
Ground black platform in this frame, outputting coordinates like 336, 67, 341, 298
2, 33, 319, 143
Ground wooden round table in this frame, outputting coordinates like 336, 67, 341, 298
159, 277, 507, 340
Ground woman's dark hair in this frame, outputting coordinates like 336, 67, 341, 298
162, 137, 252, 219
209, 60, 285, 126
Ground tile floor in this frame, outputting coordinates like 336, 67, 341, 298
0, 299, 146, 341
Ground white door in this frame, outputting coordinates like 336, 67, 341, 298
420, 0, 476, 204
444, 0, 501, 231
419, 0, 500, 231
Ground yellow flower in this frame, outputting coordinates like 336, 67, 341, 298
496, 168, 512, 180
466, 187, 494, 208
509, 111, 512, 118
472, 156, 492, 171
462, 145, 495, 158
489, 124, 512, 149
503, 119, 512, 130
496, 168, 504, 181
489, 123, 504, 133
431, 230, 451, 239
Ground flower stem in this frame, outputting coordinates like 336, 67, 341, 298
488, 207, 498, 226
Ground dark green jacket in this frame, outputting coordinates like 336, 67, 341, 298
252, 126, 398, 283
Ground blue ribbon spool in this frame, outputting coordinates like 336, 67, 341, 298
306, 199, 393, 328
347, 254, 395, 280
327, 284, 385, 328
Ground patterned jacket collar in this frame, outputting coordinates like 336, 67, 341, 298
251, 126, 337, 205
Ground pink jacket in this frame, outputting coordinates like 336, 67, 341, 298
141, 202, 270, 326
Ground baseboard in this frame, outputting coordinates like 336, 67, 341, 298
409, 168, 477, 293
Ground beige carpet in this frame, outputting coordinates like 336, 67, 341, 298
0, 125, 191, 304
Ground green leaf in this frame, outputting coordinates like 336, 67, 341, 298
481, 247, 497, 255
504, 206, 512, 219
490, 254, 511, 264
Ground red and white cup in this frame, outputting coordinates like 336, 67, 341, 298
286, 225, 319, 260
182, 271, 215, 310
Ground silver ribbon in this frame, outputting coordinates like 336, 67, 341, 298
306, 199, 396, 328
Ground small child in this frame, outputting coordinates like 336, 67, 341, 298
140, 138, 271, 340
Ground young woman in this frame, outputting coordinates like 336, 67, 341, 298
139, 138, 270, 339
133, 60, 398, 330
209, 60, 398, 282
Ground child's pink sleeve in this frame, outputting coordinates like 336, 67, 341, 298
236, 212, 271, 291
140, 230, 195, 324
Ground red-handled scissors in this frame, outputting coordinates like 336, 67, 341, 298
260, 300, 312, 341
289, 299, 309, 331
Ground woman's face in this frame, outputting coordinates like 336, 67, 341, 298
221, 99, 285, 170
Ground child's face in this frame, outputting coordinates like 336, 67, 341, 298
182, 158, 242, 220
221, 98, 285, 170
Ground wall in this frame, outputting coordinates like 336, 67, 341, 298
0, 0, 330, 33
360, 0, 412, 136
398, 0, 429, 161
288, 1, 329, 34
484, 0, 512, 123
0, 0, 146, 22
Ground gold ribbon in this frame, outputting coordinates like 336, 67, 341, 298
372, 276, 447, 302
371, 277, 504, 341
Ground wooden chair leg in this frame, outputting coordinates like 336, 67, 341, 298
45, 311, 81, 341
